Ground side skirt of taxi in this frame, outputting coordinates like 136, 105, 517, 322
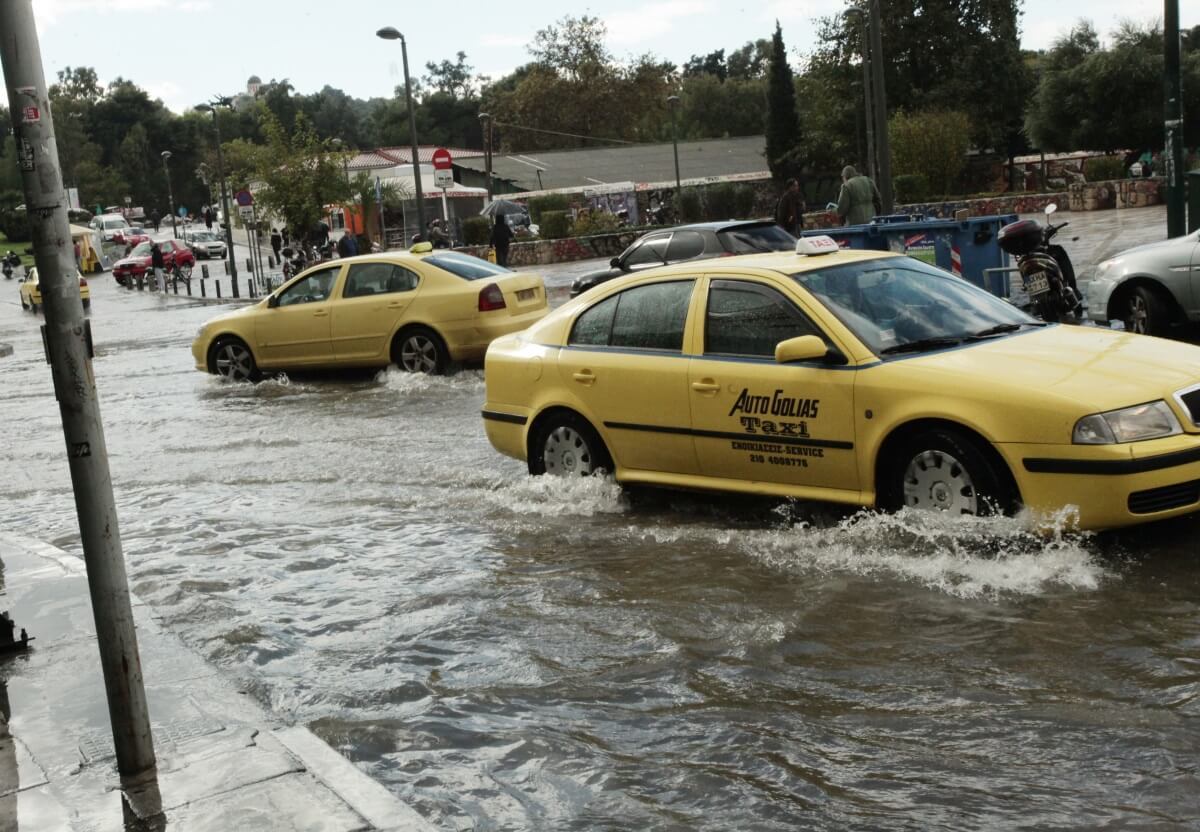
616, 468, 869, 508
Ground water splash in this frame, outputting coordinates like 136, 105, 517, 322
375, 366, 486, 394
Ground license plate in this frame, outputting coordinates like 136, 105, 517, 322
1025, 273, 1050, 296
516, 288, 536, 301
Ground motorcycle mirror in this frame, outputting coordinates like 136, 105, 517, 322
1044, 203, 1058, 216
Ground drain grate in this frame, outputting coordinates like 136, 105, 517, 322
79, 718, 224, 763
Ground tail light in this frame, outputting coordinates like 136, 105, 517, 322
79, 277, 87, 287
478, 283, 506, 311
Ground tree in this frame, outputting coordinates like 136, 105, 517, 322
683, 50, 727, 81
528, 15, 610, 81
423, 52, 475, 98
765, 22, 800, 180
727, 40, 771, 79
890, 110, 972, 196
249, 112, 349, 239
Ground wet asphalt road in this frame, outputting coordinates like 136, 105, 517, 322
2, 210, 1200, 830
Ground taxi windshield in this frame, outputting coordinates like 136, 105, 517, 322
791, 257, 1036, 357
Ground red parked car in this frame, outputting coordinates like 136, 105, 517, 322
112, 224, 150, 247
113, 240, 195, 287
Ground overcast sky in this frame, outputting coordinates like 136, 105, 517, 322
32, 0, 1190, 115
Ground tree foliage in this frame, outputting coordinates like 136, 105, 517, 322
765, 22, 800, 180
889, 110, 972, 196
248, 112, 349, 238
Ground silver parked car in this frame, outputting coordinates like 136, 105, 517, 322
184, 229, 227, 260
1086, 229, 1200, 336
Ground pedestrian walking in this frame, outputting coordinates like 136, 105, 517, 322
835, 165, 883, 226
203, 207, 213, 230
336, 232, 357, 259
774, 178, 805, 236
73, 240, 81, 270
150, 209, 161, 233
270, 228, 282, 261
150, 242, 166, 292
490, 214, 513, 267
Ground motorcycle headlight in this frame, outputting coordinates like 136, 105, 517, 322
1073, 400, 1182, 444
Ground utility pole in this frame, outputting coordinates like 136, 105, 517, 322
196, 100, 238, 297
0, 0, 157, 782
868, 0, 893, 213
1164, 0, 1185, 237
479, 112, 494, 203
667, 95, 682, 194
161, 150, 177, 239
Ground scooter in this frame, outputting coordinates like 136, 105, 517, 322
997, 204, 1080, 323
2, 251, 19, 279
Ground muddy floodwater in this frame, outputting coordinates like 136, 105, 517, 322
2, 276, 1199, 830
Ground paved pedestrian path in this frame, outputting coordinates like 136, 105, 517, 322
0, 533, 434, 831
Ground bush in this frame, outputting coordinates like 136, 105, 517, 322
1085, 155, 1127, 182
705, 183, 739, 220
893, 174, 930, 204
0, 208, 31, 243
539, 210, 571, 239
571, 210, 621, 236
528, 195, 570, 223
889, 109, 972, 197
461, 216, 491, 246
678, 188, 704, 223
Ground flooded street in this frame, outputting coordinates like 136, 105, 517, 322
2, 262, 1200, 830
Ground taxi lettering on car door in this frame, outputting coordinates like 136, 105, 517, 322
686, 276, 859, 493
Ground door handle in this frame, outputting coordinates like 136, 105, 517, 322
387, 301, 405, 308
691, 380, 721, 394
572, 370, 596, 385
312, 310, 328, 317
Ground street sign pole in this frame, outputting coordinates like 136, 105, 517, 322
0, 0, 157, 783
1165, 0, 1186, 238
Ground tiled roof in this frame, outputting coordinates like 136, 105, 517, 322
345, 146, 488, 170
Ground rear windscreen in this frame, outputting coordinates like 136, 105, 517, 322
718, 224, 796, 254
425, 252, 513, 280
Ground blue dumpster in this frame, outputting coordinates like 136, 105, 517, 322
800, 214, 1018, 296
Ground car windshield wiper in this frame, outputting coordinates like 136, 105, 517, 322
965, 322, 1046, 340
878, 337, 962, 356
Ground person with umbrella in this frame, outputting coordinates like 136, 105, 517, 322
490, 214, 513, 267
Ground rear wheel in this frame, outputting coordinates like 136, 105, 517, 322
177, 263, 193, 280
210, 337, 260, 382
392, 327, 447, 375
1121, 285, 1169, 337
882, 427, 1014, 517
529, 412, 611, 477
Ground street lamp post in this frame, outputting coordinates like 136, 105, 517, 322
478, 111, 493, 203
845, 6, 875, 183
195, 98, 238, 297
160, 150, 177, 239
667, 95, 682, 194
867, 0, 893, 213
377, 26, 426, 239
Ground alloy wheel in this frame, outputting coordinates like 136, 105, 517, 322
1126, 295, 1148, 334
399, 335, 439, 374
902, 449, 978, 515
214, 342, 255, 381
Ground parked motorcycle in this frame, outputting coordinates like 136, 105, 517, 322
997, 204, 1080, 323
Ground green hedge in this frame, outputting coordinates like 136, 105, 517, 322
1085, 156, 1127, 182
461, 216, 491, 246
528, 195, 570, 223
539, 210, 571, 239
893, 174, 930, 204
677, 188, 704, 223
0, 208, 31, 243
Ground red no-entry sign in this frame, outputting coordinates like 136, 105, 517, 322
431, 147, 452, 170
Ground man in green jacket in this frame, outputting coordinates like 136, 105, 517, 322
836, 165, 882, 226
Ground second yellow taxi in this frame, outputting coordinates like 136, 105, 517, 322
482, 238, 1200, 531
192, 246, 547, 379
19, 266, 91, 312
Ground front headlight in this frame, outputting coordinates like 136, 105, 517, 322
1073, 400, 1182, 444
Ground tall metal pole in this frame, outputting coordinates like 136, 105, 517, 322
0, 0, 157, 782
1164, 0, 1185, 238
200, 102, 239, 297
868, 0, 893, 213
399, 35, 426, 235
161, 150, 177, 239
855, 9, 876, 182
480, 112, 493, 203
667, 95, 682, 193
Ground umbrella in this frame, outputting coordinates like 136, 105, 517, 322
480, 199, 527, 218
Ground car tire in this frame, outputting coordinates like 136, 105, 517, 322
209, 337, 260, 382
529, 411, 612, 477
881, 427, 1014, 517
392, 327, 448, 375
178, 263, 193, 280
82, 299, 90, 310
28, 301, 37, 313
1121, 285, 1169, 337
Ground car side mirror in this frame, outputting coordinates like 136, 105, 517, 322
610, 257, 621, 269
267, 294, 280, 309
775, 335, 842, 365
1044, 203, 1057, 216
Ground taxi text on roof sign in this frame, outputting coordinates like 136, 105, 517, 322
796, 236, 839, 256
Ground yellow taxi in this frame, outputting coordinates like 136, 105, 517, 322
482, 238, 1200, 531
19, 266, 91, 313
192, 246, 548, 380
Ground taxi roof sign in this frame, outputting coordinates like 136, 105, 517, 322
409, 241, 433, 254
796, 235, 839, 256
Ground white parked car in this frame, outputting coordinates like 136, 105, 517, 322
91, 213, 130, 242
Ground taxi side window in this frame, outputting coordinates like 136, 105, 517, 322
344, 263, 418, 298
569, 280, 694, 351
705, 280, 820, 357
278, 267, 338, 306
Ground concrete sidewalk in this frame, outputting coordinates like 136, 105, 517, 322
0, 534, 434, 831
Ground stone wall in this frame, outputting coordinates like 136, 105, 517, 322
1068, 177, 1163, 211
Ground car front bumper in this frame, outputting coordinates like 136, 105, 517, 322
1002, 433, 1200, 529
1085, 277, 1117, 323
